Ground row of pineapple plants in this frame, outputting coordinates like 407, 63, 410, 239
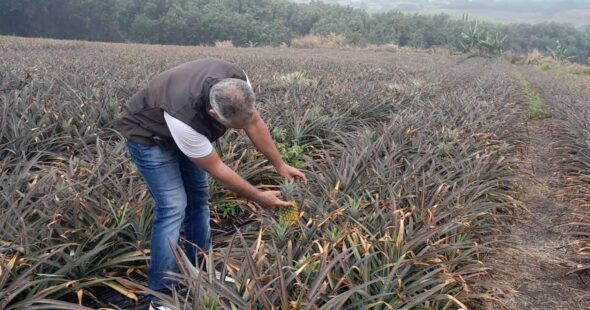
518, 65, 590, 275
1, 36, 523, 308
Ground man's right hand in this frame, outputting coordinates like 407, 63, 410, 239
256, 191, 293, 209
191, 150, 294, 209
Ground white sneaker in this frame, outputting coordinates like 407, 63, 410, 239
149, 301, 172, 310
214, 269, 236, 283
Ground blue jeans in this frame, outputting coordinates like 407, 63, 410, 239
127, 140, 211, 293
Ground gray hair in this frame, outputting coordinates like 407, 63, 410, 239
210, 78, 255, 123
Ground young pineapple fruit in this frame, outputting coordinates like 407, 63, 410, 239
279, 180, 300, 227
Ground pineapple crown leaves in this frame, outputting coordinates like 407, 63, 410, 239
279, 179, 300, 201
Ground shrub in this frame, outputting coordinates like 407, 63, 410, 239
290, 33, 347, 49
213, 40, 234, 48
525, 49, 557, 65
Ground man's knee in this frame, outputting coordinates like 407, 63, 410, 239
152, 186, 188, 223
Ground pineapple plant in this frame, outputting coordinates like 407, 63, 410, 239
1, 36, 539, 309
278, 180, 300, 227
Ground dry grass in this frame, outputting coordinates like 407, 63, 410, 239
290, 33, 347, 49
213, 40, 234, 48
525, 49, 559, 65
364, 43, 400, 53
503, 50, 526, 64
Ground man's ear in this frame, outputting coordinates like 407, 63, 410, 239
208, 108, 218, 118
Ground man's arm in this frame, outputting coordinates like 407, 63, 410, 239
243, 111, 307, 184
191, 149, 292, 208
164, 111, 290, 208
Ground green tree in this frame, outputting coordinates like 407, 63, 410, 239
0, 0, 588, 63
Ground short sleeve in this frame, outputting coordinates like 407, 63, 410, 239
164, 112, 213, 158
244, 71, 252, 87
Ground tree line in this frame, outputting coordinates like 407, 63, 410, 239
1, 0, 589, 62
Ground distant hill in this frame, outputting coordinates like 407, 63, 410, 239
290, 0, 590, 26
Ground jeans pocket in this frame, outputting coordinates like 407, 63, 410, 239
127, 140, 141, 158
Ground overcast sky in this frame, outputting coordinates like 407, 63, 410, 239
438, 0, 590, 11
294, 0, 590, 24
376, 0, 590, 25
440, 0, 588, 25
384, 0, 590, 12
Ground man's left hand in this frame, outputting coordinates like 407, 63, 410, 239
277, 164, 307, 185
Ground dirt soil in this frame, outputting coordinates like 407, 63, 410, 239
478, 116, 590, 309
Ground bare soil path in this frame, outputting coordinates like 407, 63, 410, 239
479, 88, 590, 309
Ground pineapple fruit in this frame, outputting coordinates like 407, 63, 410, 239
279, 180, 300, 227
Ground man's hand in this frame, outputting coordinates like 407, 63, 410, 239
190, 149, 295, 209
276, 164, 308, 185
256, 191, 293, 209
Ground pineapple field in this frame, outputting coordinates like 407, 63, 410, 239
1, 36, 590, 309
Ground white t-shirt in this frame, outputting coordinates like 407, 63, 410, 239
164, 73, 251, 159
164, 111, 213, 158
